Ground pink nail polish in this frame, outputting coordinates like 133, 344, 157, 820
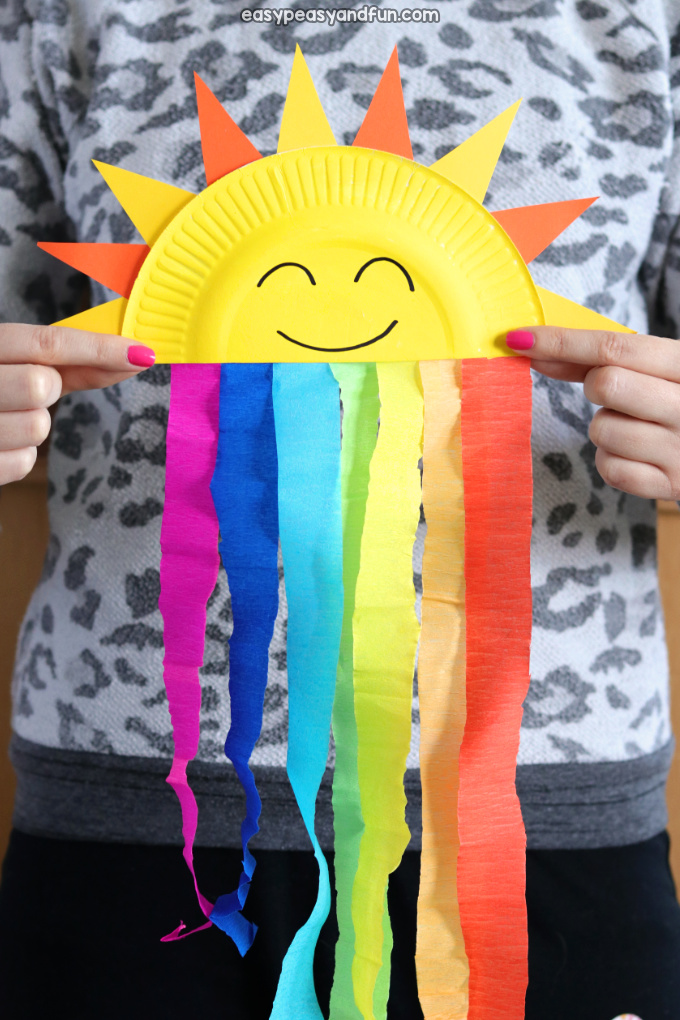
127, 344, 156, 368
505, 330, 535, 351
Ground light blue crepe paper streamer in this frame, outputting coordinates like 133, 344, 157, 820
209, 363, 280, 954
269, 362, 344, 1019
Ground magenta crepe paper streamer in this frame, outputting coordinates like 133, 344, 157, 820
159, 363, 221, 941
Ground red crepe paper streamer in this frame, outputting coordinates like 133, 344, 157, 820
458, 356, 533, 1020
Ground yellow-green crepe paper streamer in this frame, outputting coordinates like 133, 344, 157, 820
329, 363, 392, 1020
351, 361, 424, 1020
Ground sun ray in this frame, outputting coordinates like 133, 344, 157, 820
194, 73, 262, 186
492, 197, 597, 264
431, 100, 521, 205
93, 161, 196, 247
278, 45, 335, 153
537, 286, 635, 333
353, 47, 412, 160
54, 297, 128, 335
38, 242, 149, 298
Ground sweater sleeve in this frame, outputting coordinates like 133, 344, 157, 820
639, 4, 680, 340
0, 6, 84, 326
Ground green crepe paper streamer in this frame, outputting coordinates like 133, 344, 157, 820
329, 364, 392, 1020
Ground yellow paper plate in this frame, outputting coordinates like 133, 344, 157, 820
122, 147, 544, 363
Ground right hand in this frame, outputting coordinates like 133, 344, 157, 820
0, 323, 155, 485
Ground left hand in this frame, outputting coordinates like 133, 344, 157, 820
505, 326, 680, 500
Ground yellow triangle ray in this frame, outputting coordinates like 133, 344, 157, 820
430, 100, 522, 205
537, 287, 635, 334
55, 297, 128, 336
277, 45, 335, 153
93, 161, 196, 246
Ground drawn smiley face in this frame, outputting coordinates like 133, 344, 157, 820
256, 256, 414, 353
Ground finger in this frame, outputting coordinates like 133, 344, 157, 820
584, 365, 680, 427
595, 447, 674, 500
0, 323, 155, 374
0, 446, 37, 486
529, 359, 590, 383
0, 364, 62, 411
0, 409, 51, 451
589, 408, 680, 468
506, 326, 680, 383
59, 366, 141, 396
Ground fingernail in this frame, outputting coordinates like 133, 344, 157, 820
506, 330, 535, 351
127, 344, 156, 368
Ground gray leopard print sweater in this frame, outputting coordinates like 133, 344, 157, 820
2, 0, 678, 851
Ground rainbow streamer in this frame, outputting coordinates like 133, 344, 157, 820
351, 361, 424, 1020
329, 363, 392, 1020
416, 359, 469, 1019
270, 363, 344, 1019
209, 362, 279, 952
158, 363, 221, 940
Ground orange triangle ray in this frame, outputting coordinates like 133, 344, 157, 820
491, 196, 597, 264
353, 47, 412, 160
38, 242, 149, 298
194, 73, 262, 186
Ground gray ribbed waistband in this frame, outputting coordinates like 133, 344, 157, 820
9, 734, 673, 851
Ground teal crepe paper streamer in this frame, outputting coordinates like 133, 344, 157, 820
270, 362, 344, 1020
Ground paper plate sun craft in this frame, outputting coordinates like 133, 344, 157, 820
41, 47, 627, 1020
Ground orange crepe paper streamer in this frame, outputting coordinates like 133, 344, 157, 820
457, 356, 533, 1020
194, 73, 262, 186
37, 242, 149, 298
353, 48, 413, 160
416, 359, 469, 1020
491, 197, 596, 265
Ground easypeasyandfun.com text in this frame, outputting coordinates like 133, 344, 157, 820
241, 7, 440, 26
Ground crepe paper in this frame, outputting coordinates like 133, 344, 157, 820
278, 46, 335, 152
194, 73, 262, 186
328, 363, 392, 1020
353, 48, 412, 160
430, 101, 521, 204
158, 363, 221, 941
269, 363, 344, 1020
37, 242, 148, 298
208, 363, 279, 954
416, 359, 469, 1020
537, 285, 636, 334
93, 161, 196, 246
55, 296, 127, 334
351, 361, 423, 1020
491, 197, 597, 265
457, 356, 533, 1020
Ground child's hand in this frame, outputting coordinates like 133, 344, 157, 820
0, 323, 155, 485
506, 326, 680, 500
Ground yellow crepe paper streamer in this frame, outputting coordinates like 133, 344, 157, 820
416, 360, 469, 1019
329, 363, 392, 1020
351, 361, 423, 1020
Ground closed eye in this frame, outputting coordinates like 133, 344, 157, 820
257, 262, 316, 287
354, 257, 414, 291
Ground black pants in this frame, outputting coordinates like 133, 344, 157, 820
0, 829, 679, 1019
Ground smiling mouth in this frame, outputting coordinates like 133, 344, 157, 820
276, 319, 398, 353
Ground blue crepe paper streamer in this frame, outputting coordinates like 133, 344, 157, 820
269, 362, 344, 1019
209, 362, 280, 955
